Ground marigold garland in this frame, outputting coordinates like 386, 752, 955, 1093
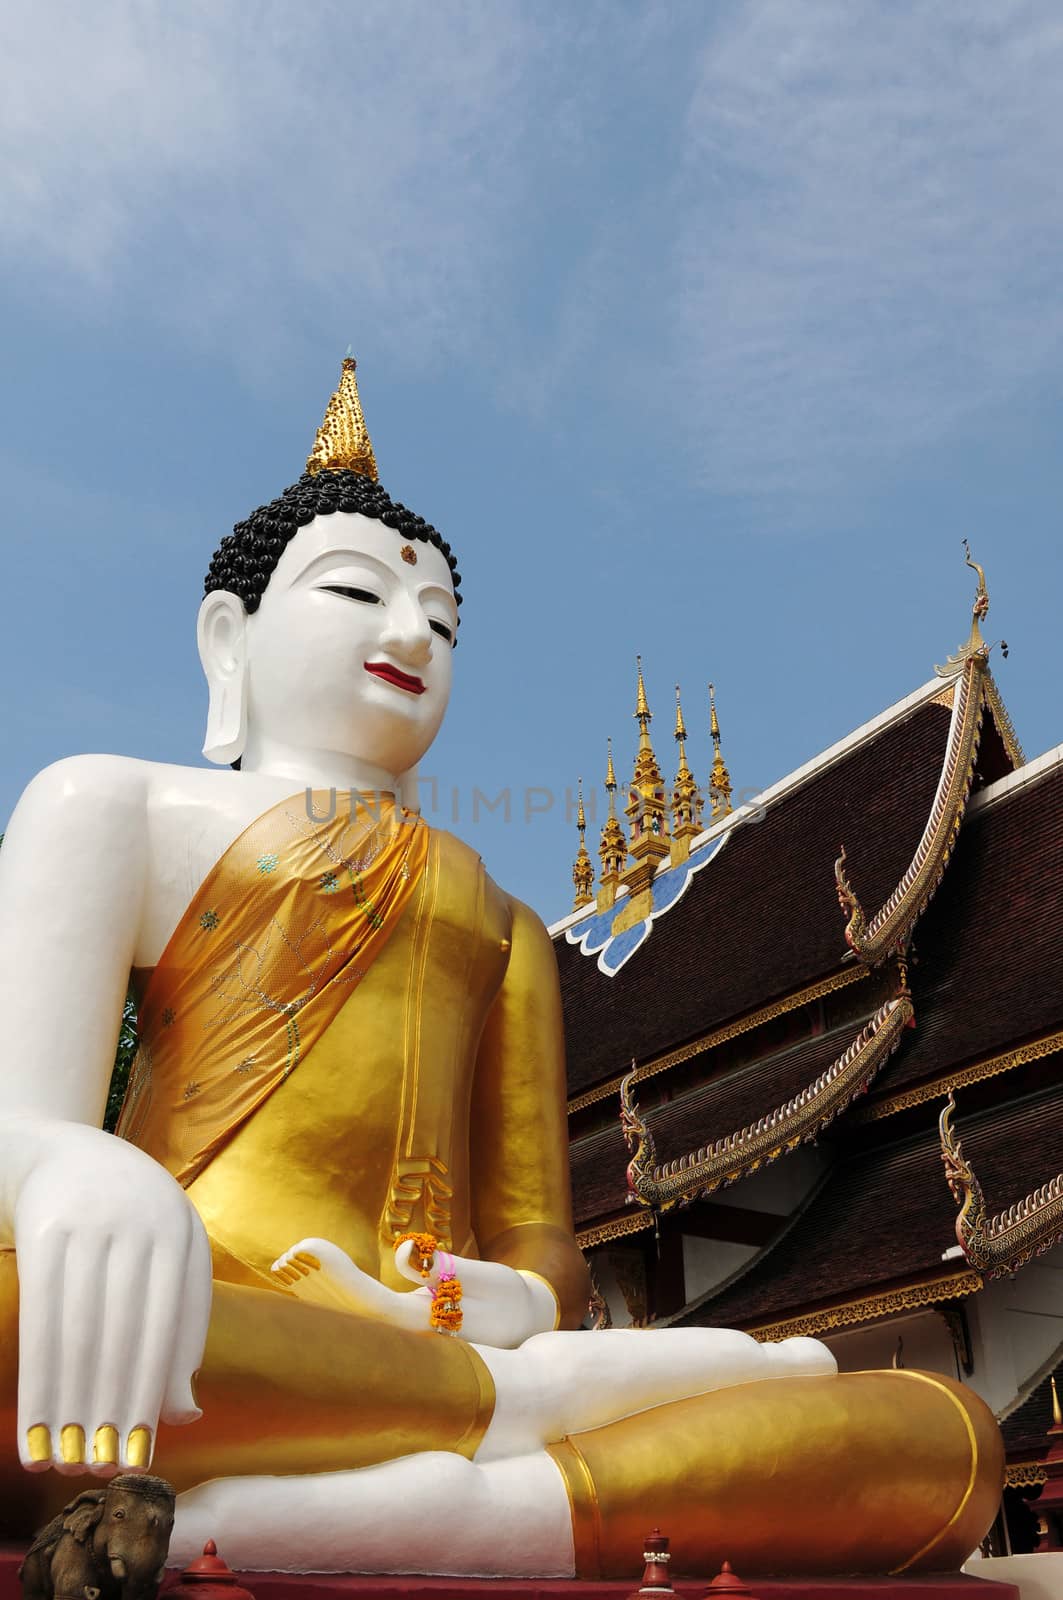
396, 1231, 437, 1278
395, 1233, 464, 1334
430, 1268, 464, 1336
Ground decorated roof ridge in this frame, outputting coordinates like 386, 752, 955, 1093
618, 982, 915, 1210
940, 1093, 1063, 1278
548, 674, 952, 939
738, 1269, 983, 1344
834, 646, 988, 967
849, 1025, 1063, 1128
566, 966, 870, 1117
571, 776, 594, 911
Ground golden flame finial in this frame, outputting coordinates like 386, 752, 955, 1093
306, 354, 379, 480
1053, 1374, 1063, 1429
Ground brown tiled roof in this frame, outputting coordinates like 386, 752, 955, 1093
863, 757, 1063, 1097
1000, 1362, 1062, 1460
570, 1019, 875, 1226
674, 1083, 1063, 1330
557, 699, 952, 1097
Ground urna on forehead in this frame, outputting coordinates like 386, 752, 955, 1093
203, 357, 462, 622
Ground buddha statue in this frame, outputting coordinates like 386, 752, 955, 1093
0, 360, 1002, 1580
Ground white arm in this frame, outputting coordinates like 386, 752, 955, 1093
0, 757, 211, 1475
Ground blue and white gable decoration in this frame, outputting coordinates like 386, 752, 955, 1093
566, 834, 728, 976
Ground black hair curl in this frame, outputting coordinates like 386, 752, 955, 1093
203, 469, 462, 626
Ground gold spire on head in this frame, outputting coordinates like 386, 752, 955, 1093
708, 683, 733, 819
306, 354, 379, 480
572, 777, 594, 910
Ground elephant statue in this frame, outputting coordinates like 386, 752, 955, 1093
19, 1474, 175, 1600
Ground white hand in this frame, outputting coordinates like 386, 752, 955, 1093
0, 1116, 211, 1476
271, 1238, 555, 1347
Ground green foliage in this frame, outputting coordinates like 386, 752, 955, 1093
104, 991, 139, 1133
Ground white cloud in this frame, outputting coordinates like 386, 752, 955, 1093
0, 1, 560, 366
666, 0, 1063, 493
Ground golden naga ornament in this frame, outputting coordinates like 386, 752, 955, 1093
306, 354, 379, 481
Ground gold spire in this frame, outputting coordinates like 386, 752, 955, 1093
597, 738, 627, 911
1053, 1375, 1063, 1430
708, 682, 733, 819
572, 778, 594, 910
306, 354, 379, 480
621, 658, 670, 898
671, 685, 702, 857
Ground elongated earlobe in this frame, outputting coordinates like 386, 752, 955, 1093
197, 591, 248, 765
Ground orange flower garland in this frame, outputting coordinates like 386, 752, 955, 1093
395, 1232, 463, 1335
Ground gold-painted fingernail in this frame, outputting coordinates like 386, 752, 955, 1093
93, 1425, 119, 1465
126, 1426, 152, 1468
26, 1424, 51, 1463
60, 1424, 86, 1465
295, 1252, 321, 1270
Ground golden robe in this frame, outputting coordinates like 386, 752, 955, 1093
0, 794, 1004, 1574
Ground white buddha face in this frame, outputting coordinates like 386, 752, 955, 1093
213, 512, 458, 780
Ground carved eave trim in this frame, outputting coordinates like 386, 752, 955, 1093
742, 1269, 983, 1343
567, 966, 870, 1115
940, 1095, 1063, 1279
851, 1028, 1063, 1124
1004, 1460, 1048, 1489
836, 653, 987, 966
984, 672, 1025, 769
620, 990, 915, 1211
576, 1210, 655, 1249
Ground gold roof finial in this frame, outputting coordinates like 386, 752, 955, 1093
963, 538, 989, 654
936, 540, 993, 677
674, 683, 688, 744
671, 685, 702, 847
572, 777, 594, 910
635, 655, 651, 724
598, 739, 628, 908
708, 682, 733, 820
1053, 1374, 1063, 1430
306, 353, 379, 480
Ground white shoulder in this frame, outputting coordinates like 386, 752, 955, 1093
8, 754, 151, 840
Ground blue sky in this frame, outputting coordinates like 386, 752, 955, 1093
2, 1, 1061, 923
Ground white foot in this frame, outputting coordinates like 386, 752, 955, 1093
173, 1450, 574, 1577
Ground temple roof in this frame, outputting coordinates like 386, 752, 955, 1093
670, 1081, 1063, 1336
570, 1017, 873, 1230
861, 744, 1063, 1108
556, 682, 959, 1099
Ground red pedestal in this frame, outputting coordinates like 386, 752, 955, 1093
0, 1551, 1020, 1600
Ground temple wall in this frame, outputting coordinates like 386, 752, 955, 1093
821, 1309, 959, 1377
966, 1244, 1063, 1413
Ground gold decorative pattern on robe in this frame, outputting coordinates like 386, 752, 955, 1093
117, 792, 428, 1186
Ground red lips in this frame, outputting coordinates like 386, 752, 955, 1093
364, 661, 427, 696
